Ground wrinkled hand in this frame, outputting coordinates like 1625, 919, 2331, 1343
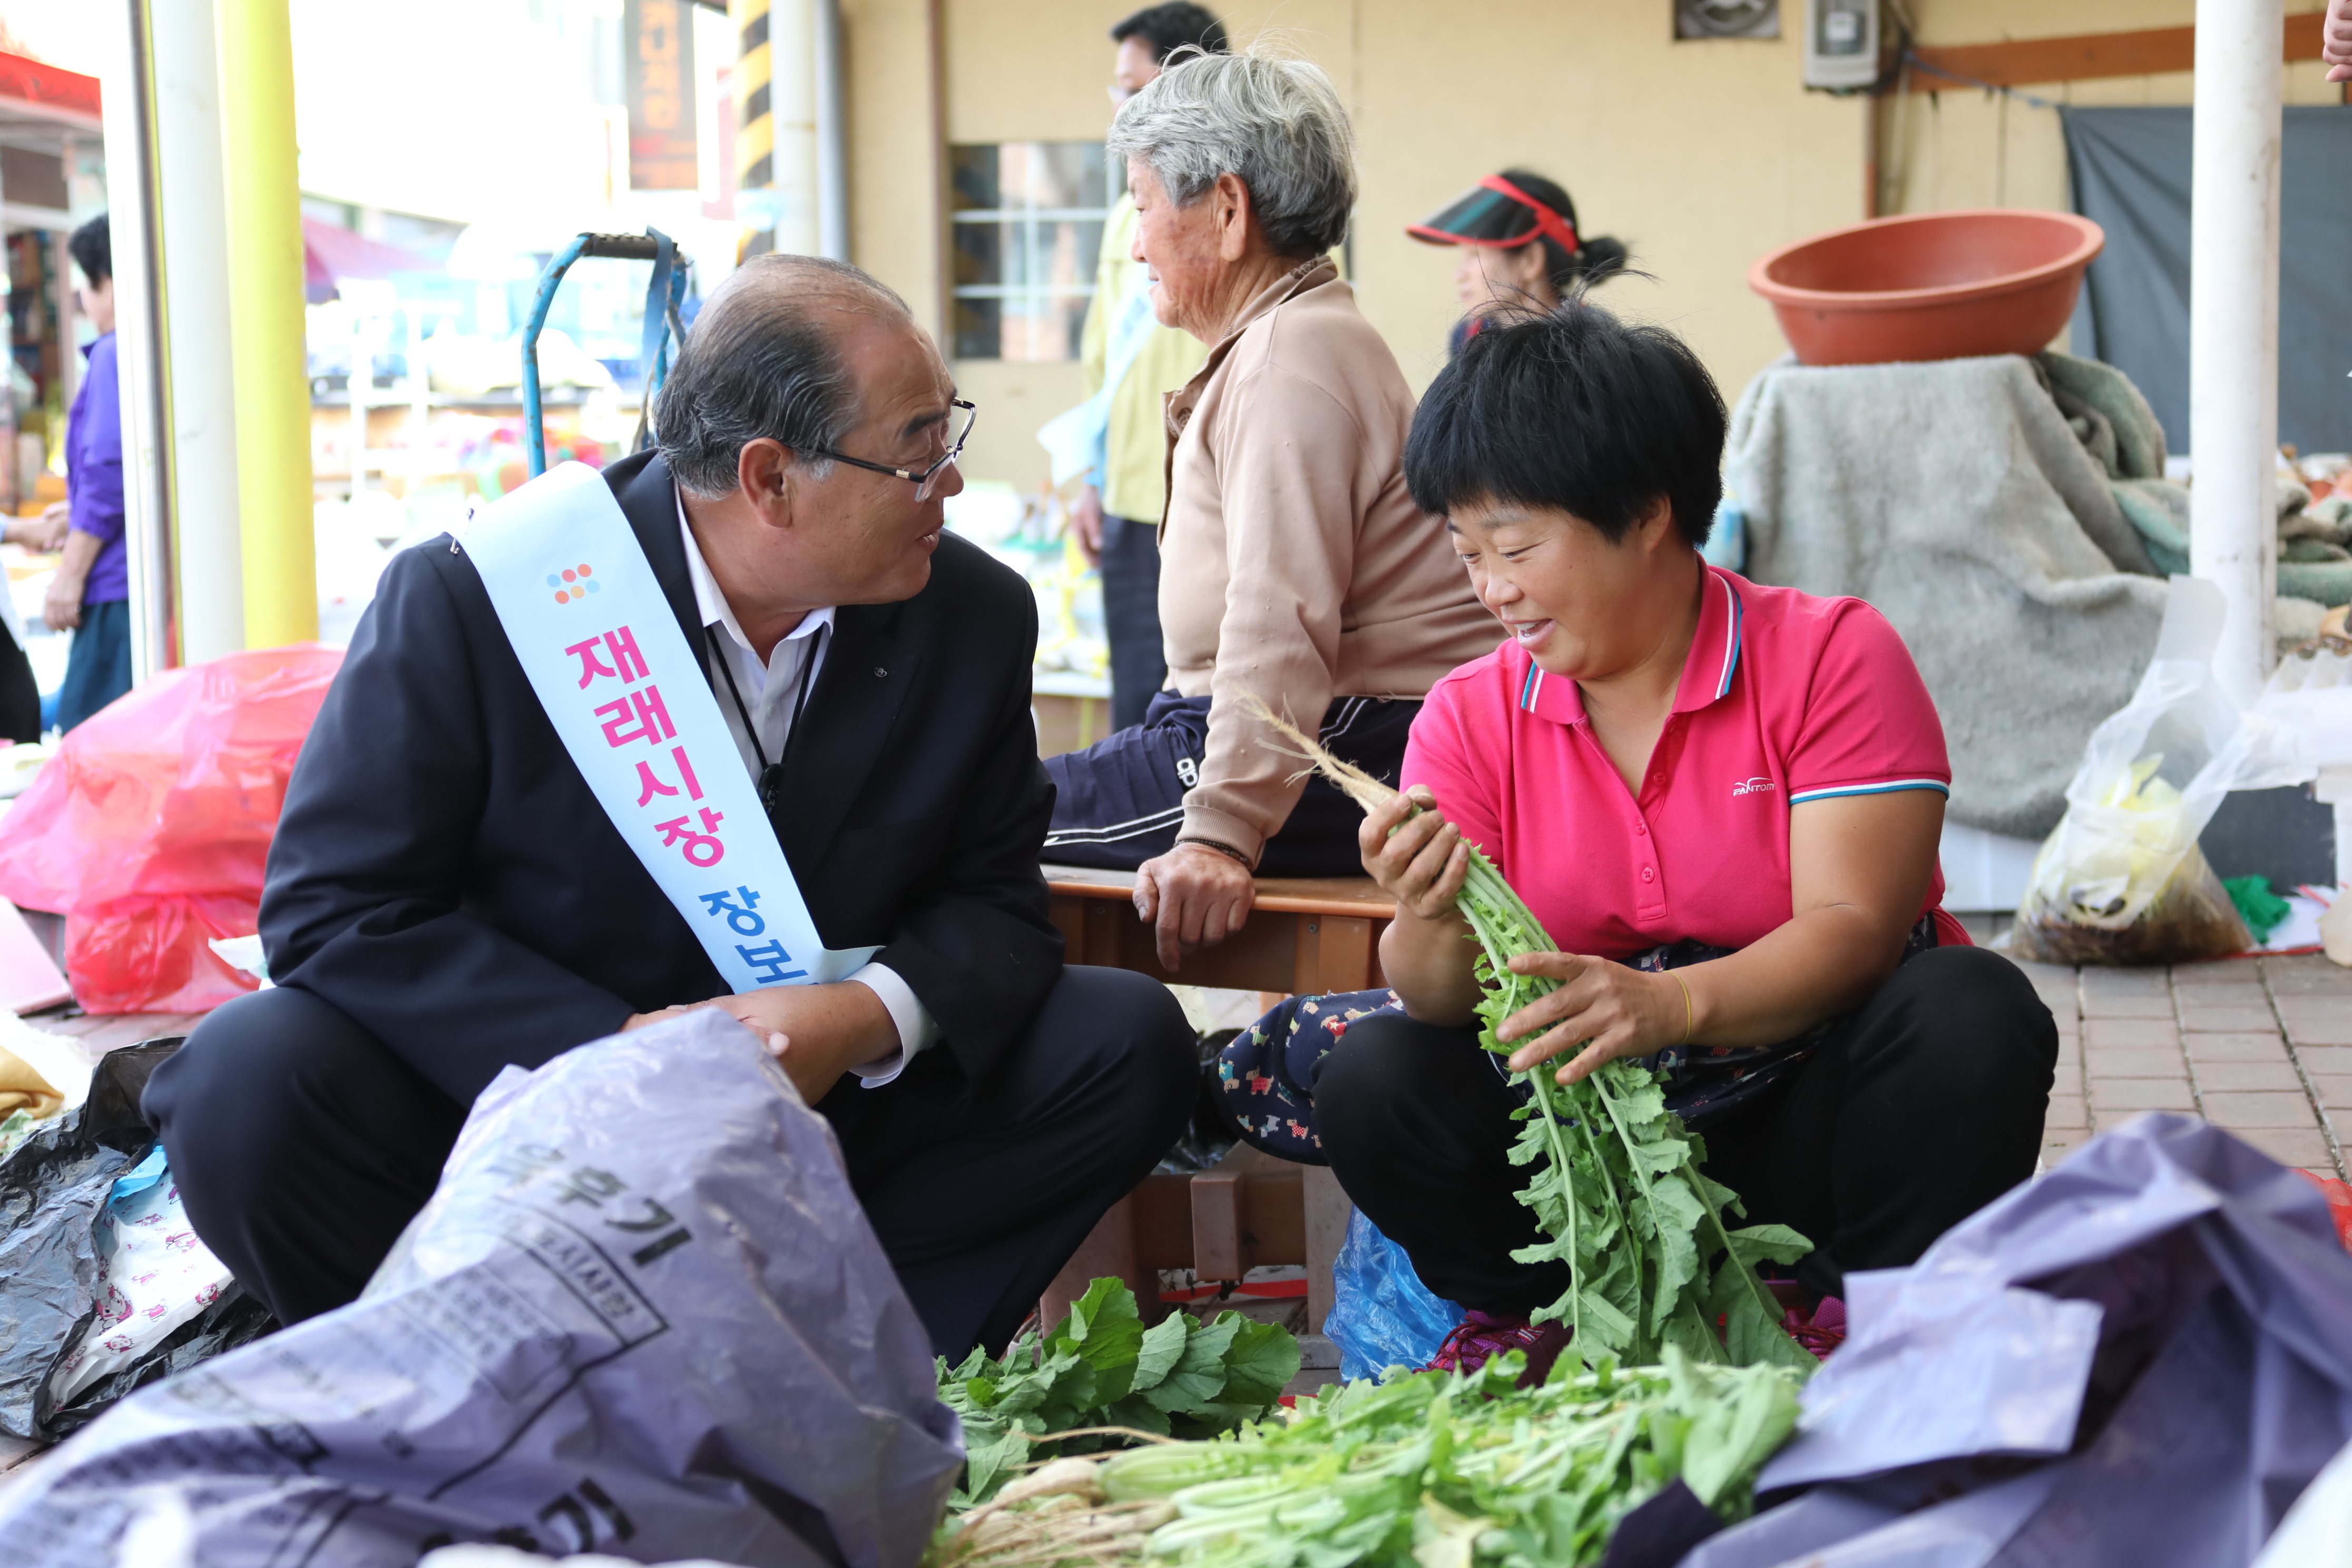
1134, 841, 1256, 971
1494, 952, 1687, 1086
43, 573, 83, 632
1358, 785, 1469, 919
2327, 0, 2351, 82
1070, 485, 1106, 567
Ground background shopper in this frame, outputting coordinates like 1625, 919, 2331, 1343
1068, 3, 1228, 730
54, 214, 132, 734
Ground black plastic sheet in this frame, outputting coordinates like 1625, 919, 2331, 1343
0, 1038, 183, 1439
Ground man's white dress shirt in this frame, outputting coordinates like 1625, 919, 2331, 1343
678, 495, 940, 1085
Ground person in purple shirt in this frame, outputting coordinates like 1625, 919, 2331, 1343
51, 214, 132, 733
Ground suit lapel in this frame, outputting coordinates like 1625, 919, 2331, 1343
772, 602, 922, 871
611, 453, 705, 657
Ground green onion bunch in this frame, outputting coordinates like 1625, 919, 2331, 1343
1241, 697, 1815, 1374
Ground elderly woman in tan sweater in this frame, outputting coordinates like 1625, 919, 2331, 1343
1043, 48, 1497, 968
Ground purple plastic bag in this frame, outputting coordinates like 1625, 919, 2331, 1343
0, 1010, 963, 1567
1684, 1113, 2352, 1567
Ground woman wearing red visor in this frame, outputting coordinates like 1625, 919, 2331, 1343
1408, 170, 1625, 355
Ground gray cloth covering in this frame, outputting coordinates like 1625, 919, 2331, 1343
2062, 105, 2352, 462
1727, 352, 2168, 838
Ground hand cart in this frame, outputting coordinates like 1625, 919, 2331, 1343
520, 227, 691, 478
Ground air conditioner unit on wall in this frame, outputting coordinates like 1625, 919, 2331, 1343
1803, 0, 1880, 90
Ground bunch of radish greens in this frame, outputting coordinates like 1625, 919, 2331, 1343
934, 1349, 1805, 1568
1246, 699, 1815, 1375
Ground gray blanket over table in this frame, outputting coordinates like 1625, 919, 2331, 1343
1727, 354, 2170, 839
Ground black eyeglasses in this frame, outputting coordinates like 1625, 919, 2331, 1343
811, 399, 976, 502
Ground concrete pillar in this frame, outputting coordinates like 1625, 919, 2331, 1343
815, 0, 846, 262
153, 0, 246, 663
215, 0, 317, 648
736, 0, 817, 254
2188, 0, 2283, 707
98, 0, 176, 678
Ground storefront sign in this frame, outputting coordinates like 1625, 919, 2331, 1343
625, 0, 698, 191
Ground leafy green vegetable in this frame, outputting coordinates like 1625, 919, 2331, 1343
935, 1348, 1808, 1568
1240, 695, 1815, 1375
938, 1279, 1302, 1505
1456, 853, 1816, 1374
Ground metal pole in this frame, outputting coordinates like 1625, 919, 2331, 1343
153, 0, 244, 663
99, 0, 177, 680
215, 0, 317, 648
815, 0, 847, 261
348, 312, 369, 497
2189, 0, 2282, 705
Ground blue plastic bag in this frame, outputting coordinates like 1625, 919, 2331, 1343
1324, 1208, 1463, 1380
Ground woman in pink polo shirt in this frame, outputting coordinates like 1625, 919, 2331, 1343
1212, 303, 2056, 1377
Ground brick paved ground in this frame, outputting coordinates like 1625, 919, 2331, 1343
1998, 945, 2351, 1181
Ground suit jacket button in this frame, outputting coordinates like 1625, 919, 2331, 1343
874, 666, 887, 677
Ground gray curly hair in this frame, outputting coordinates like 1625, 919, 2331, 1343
1106, 50, 1357, 258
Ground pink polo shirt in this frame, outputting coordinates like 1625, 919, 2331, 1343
1402, 566, 1967, 959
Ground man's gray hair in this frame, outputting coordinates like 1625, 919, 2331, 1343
654, 254, 910, 497
1107, 50, 1357, 258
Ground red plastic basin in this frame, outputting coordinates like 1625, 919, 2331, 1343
1748, 209, 2104, 366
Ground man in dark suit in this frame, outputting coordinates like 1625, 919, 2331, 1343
144, 256, 1196, 1357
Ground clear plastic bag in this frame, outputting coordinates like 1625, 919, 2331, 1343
2013, 579, 2295, 966
1323, 1208, 1463, 1381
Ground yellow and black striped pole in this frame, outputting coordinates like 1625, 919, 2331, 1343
731, 0, 775, 238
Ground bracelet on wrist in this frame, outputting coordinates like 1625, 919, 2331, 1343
1175, 836, 1255, 869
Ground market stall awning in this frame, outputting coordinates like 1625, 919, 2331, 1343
301, 217, 440, 303
0, 52, 100, 128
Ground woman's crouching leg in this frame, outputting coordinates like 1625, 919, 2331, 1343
1314, 1012, 1568, 1316
1822, 944, 2059, 1285
142, 986, 469, 1326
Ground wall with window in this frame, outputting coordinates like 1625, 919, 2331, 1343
841, 0, 2335, 497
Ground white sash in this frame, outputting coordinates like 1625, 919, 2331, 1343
463, 463, 880, 992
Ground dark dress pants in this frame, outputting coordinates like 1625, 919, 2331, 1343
1314, 945, 2058, 1310
143, 966, 1196, 1357
1099, 514, 1165, 734
0, 618, 41, 743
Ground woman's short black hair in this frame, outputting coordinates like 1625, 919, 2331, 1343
1404, 301, 1726, 548
69, 213, 111, 287
1110, 3, 1229, 62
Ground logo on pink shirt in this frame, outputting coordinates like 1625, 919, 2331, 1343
1732, 777, 1776, 797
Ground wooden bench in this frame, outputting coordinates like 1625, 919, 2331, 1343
1043, 863, 1396, 995
1040, 866, 1399, 1374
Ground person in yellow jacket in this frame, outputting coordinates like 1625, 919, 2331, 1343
1069, 4, 1227, 730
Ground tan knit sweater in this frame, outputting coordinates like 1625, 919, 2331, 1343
1158, 259, 1501, 865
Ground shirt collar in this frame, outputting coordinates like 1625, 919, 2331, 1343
675, 487, 835, 662
1167, 257, 1340, 427
1516, 565, 1745, 727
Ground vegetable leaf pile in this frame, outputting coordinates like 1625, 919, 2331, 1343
937, 1279, 1301, 1504
1458, 847, 1816, 1373
935, 1348, 1808, 1568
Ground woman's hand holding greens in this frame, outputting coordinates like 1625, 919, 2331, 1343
1359, 786, 1485, 1024
1494, 953, 1684, 1083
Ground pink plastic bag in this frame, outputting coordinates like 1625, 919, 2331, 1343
0, 646, 344, 1013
